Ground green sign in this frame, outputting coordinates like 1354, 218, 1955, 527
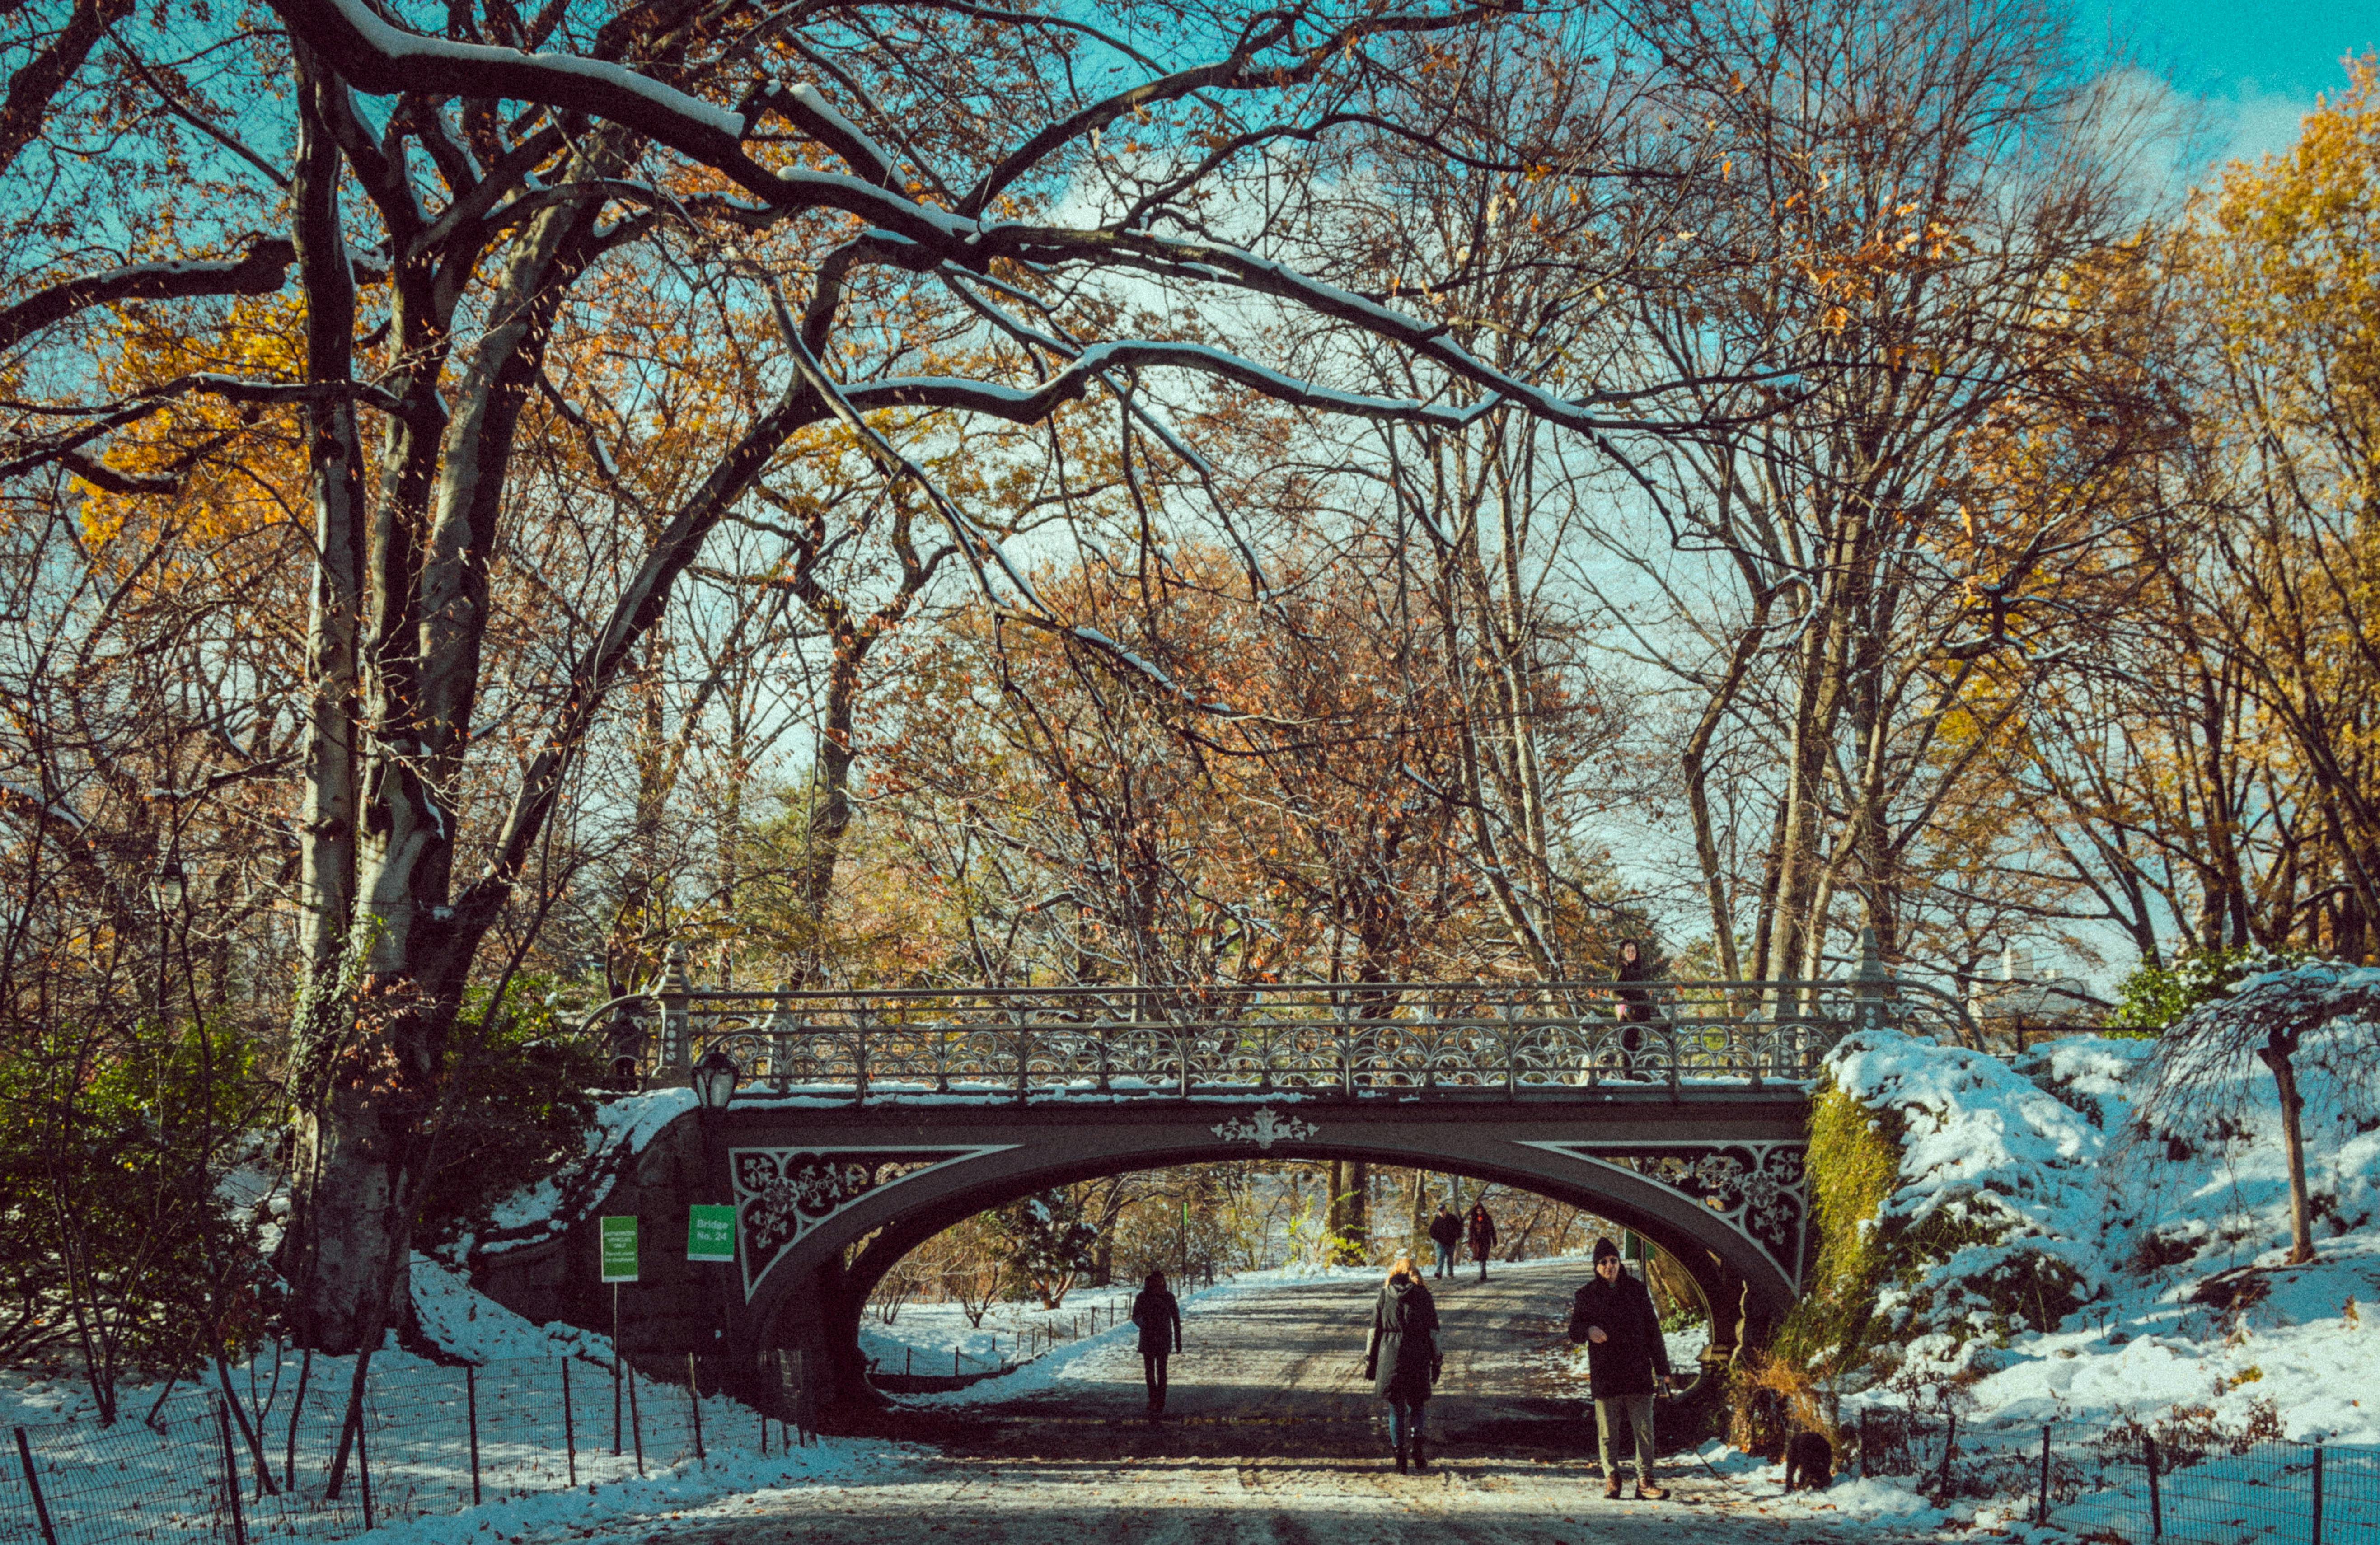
599, 1215, 638, 1283
688, 1204, 737, 1263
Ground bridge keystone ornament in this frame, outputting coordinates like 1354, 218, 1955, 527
1210, 1107, 1318, 1150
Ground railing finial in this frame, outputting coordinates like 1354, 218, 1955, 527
1857, 926, 1884, 983
663, 942, 693, 1076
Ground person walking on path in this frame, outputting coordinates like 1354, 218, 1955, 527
1569, 1236, 1674, 1499
1363, 1256, 1442, 1473
1131, 1270, 1183, 1417
1465, 1201, 1497, 1282
1427, 1204, 1463, 1279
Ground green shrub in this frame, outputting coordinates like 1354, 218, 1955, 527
1773, 1085, 1901, 1358
2104, 946, 2310, 1036
414, 977, 604, 1243
0, 1016, 271, 1418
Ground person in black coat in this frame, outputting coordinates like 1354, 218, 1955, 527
1613, 938, 1658, 1077
1427, 1204, 1462, 1279
1363, 1257, 1442, 1473
1131, 1270, 1183, 1416
1465, 1201, 1497, 1281
1568, 1236, 1675, 1499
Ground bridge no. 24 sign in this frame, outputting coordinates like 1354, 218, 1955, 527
688, 1203, 737, 1262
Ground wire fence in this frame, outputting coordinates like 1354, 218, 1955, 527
2, 1351, 809, 1545
1849, 1407, 2380, 1545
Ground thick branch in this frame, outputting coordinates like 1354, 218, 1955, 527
0, 239, 296, 354
0, 0, 132, 178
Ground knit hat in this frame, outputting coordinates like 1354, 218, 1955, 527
1593, 1236, 1621, 1263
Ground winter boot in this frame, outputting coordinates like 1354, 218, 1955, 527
1411, 1438, 1429, 1474
1394, 1446, 1410, 1475
1636, 1481, 1670, 1501
1603, 1475, 1623, 1500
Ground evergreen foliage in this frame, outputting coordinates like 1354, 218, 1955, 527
2105, 946, 2312, 1036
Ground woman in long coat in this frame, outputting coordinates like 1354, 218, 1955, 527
1363, 1256, 1441, 1472
1613, 938, 1658, 1077
1130, 1270, 1183, 1416
1465, 1202, 1497, 1281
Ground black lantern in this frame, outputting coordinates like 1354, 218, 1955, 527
691, 1048, 740, 1111
150, 858, 186, 913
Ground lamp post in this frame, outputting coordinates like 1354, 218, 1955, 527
691, 1049, 740, 1115
690, 1049, 740, 1402
149, 858, 185, 1025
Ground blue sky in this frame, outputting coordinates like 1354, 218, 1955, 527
2108, 0, 2379, 163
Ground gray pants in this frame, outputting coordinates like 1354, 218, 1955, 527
1596, 1392, 1657, 1480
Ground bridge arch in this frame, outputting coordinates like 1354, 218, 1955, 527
709, 1093, 1813, 1423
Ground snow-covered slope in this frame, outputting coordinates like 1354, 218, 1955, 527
1818, 1011, 2380, 1441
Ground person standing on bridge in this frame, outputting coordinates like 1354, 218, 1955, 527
1131, 1270, 1183, 1418
1428, 1203, 1462, 1279
1363, 1256, 1442, 1473
1613, 938, 1659, 1078
1569, 1236, 1673, 1501
1465, 1200, 1497, 1281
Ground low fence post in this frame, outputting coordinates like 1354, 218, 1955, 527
15, 1426, 59, 1545
466, 1365, 482, 1507
2310, 1444, 2323, 1545
216, 1399, 248, 1545
628, 1363, 645, 1476
2037, 1424, 2051, 1526
687, 1353, 706, 1464
356, 1407, 373, 1533
2145, 1433, 2161, 1539
1858, 1411, 1871, 1479
562, 1358, 577, 1487
285, 1347, 310, 1492
1934, 1413, 1957, 1502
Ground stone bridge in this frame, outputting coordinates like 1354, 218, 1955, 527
470, 969, 1968, 1427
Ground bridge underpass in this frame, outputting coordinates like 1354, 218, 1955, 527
470, 966, 1968, 1429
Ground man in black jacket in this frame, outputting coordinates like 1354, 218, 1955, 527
1427, 1204, 1462, 1279
1568, 1236, 1674, 1500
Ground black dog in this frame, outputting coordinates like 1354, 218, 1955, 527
1784, 1431, 1835, 1492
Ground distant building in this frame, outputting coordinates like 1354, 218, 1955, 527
1965, 946, 2107, 1045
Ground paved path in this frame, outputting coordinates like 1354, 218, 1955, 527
623, 1260, 1919, 1544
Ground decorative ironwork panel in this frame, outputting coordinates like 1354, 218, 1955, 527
730, 1145, 1012, 1300
621, 977, 1970, 1103
1518, 1140, 1812, 1287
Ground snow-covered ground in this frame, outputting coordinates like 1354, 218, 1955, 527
0, 1255, 914, 1545
855, 1280, 1154, 1382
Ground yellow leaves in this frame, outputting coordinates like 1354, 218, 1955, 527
80, 290, 309, 553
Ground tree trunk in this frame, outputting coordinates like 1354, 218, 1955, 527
2257, 1032, 2318, 1264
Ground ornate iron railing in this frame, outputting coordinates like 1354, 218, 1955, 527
586, 967, 1972, 1102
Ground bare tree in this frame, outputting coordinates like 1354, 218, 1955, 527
2144, 964, 2380, 1264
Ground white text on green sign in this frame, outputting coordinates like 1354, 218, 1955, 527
688, 1204, 736, 1262
599, 1216, 638, 1283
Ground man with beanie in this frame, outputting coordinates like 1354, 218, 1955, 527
1428, 1204, 1463, 1279
1569, 1236, 1673, 1500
